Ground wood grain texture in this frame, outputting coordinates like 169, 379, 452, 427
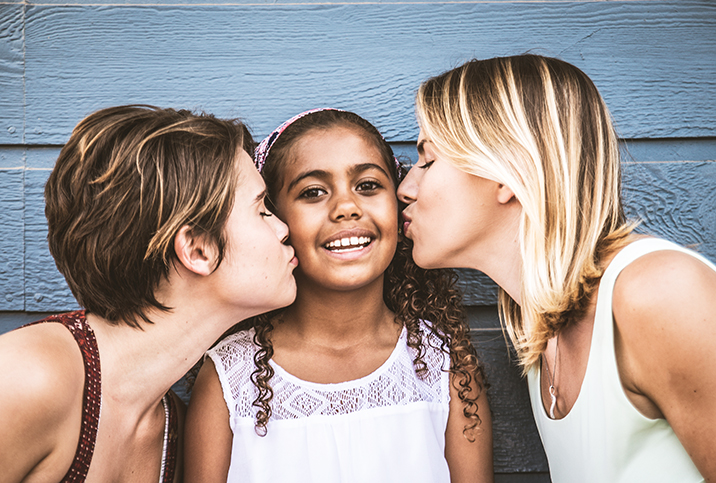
0, 311, 54, 335
476, 331, 548, 473
5, 144, 715, 312
0, 164, 25, 311
22, 168, 79, 311
468, 305, 549, 473
23, 0, 538, 4
623, 160, 716, 261
0, 4, 25, 144
17, 1, 716, 144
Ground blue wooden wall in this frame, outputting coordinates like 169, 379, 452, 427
1, 1, 715, 481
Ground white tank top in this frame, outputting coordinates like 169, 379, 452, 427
527, 238, 709, 483
207, 322, 451, 483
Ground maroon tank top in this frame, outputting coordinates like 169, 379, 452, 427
26, 311, 178, 482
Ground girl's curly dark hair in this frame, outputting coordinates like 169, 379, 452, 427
241, 110, 486, 439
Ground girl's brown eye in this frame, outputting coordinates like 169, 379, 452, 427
357, 181, 382, 191
299, 187, 326, 199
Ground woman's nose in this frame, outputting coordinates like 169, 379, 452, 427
397, 168, 417, 204
272, 215, 290, 243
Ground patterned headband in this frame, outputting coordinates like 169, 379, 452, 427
254, 107, 402, 179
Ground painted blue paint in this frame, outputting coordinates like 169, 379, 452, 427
22, 168, 79, 311
22, 0, 527, 4
0, 4, 25, 144
25, 147, 62, 170
622, 138, 716, 163
10, 1, 713, 145
623, 160, 716, 261
0, 311, 54, 335
0, 167, 24, 310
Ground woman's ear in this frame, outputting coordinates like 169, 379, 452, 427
496, 183, 516, 205
174, 225, 217, 276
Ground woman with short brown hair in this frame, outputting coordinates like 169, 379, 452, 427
0, 105, 298, 482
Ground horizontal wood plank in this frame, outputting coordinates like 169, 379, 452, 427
0, 4, 25, 144
0, 163, 25, 310
623, 160, 716, 260
18, 1, 716, 144
22, 168, 80, 311
5, 140, 715, 311
22, 0, 532, 4
469, 305, 549, 472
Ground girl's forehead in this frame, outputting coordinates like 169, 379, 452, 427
291, 126, 388, 168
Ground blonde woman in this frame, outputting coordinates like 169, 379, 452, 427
397, 55, 716, 482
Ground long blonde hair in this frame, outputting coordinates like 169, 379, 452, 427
416, 55, 634, 369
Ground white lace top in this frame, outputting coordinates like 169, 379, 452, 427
207, 322, 452, 483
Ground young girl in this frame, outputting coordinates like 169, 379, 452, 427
185, 109, 493, 482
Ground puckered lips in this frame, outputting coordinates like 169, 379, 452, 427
321, 228, 376, 258
401, 212, 412, 238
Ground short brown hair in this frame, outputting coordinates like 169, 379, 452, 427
45, 105, 254, 327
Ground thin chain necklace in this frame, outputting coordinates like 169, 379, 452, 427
543, 334, 559, 419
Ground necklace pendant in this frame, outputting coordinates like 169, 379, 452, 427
548, 385, 557, 419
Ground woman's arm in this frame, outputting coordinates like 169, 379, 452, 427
613, 249, 716, 480
184, 359, 233, 482
445, 372, 494, 483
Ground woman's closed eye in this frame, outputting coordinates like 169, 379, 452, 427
418, 160, 434, 170
259, 203, 274, 217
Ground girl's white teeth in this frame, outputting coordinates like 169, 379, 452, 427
326, 236, 371, 249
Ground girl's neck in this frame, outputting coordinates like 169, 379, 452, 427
278, 277, 397, 347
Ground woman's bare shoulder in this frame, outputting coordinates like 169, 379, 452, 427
0, 323, 86, 479
613, 247, 715, 323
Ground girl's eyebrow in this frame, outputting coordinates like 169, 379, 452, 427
350, 162, 390, 179
286, 163, 390, 192
286, 169, 329, 193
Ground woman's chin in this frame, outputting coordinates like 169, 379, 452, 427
413, 249, 444, 270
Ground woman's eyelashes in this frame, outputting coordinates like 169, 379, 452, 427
259, 206, 274, 217
418, 160, 435, 170
260, 199, 276, 217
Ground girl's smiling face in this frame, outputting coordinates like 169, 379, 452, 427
273, 126, 398, 292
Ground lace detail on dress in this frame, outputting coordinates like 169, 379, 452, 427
208, 323, 450, 422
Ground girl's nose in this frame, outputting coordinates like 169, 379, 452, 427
330, 192, 363, 221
